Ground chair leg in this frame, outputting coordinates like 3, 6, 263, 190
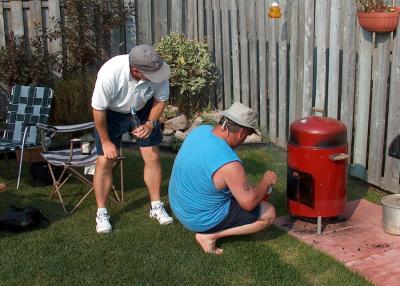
120, 159, 124, 203
68, 168, 97, 212
3, 152, 10, 167
54, 184, 68, 214
110, 158, 124, 204
70, 187, 94, 214
16, 150, 25, 190
16, 126, 31, 190
48, 165, 70, 213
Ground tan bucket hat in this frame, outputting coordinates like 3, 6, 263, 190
220, 102, 260, 135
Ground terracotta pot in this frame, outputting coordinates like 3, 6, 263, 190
357, 11, 399, 33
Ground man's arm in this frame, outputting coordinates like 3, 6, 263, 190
134, 100, 167, 139
93, 108, 118, 159
213, 161, 277, 211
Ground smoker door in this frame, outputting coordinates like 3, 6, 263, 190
287, 167, 315, 208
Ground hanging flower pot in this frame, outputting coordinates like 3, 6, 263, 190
357, 11, 399, 33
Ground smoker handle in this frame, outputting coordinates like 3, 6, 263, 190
329, 153, 348, 161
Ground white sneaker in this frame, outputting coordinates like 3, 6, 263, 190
149, 202, 174, 225
96, 212, 112, 234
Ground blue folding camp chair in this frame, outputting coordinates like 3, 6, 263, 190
36, 122, 124, 214
0, 85, 53, 189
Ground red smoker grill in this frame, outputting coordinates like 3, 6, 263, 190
287, 117, 348, 233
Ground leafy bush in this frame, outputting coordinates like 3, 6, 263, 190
0, 1, 134, 124
155, 33, 218, 116
50, 74, 95, 125
0, 32, 59, 89
55, 0, 135, 78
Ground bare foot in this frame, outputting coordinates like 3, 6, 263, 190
195, 233, 223, 255
0, 183, 6, 192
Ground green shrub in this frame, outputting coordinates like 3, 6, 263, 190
0, 32, 59, 89
50, 74, 95, 125
155, 33, 218, 116
56, 0, 135, 78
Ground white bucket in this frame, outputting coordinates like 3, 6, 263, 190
381, 194, 400, 235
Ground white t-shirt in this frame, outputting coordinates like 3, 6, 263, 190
91, 54, 169, 113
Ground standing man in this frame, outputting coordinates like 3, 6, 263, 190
169, 102, 277, 255
92, 44, 173, 234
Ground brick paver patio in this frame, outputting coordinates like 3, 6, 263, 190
274, 199, 400, 286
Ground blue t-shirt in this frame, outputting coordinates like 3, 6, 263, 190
168, 125, 241, 232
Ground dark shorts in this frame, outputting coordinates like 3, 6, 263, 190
200, 198, 261, 234
95, 98, 163, 155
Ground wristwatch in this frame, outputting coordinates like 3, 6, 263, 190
146, 120, 157, 129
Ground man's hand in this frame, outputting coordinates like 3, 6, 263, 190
133, 122, 153, 139
263, 170, 277, 187
102, 141, 118, 159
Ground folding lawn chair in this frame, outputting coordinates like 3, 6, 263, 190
0, 85, 53, 189
36, 122, 124, 214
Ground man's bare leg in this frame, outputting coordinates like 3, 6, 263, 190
195, 202, 276, 255
93, 156, 114, 208
139, 146, 162, 201
140, 146, 173, 224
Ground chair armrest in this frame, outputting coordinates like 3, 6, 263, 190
37, 122, 95, 133
70, 138, 95, 143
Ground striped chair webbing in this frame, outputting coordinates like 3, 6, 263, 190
4, 85, 53, 145
41, 147, 97, 167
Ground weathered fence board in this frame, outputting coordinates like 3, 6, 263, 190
277, 0, 288, 147
124, 0, 136, 51
257, 0, 267, 131
47, 0, 61, 55
187, 0, 196, 40
171, 0, 183, 33
368, 34, 391, 186
288, 0, 299, 127
0, 1, 5, 48
302, 0, 314, 117
221, 0, 231, 107
327, 0, 341, 119
247, 0, 258, 111
238, 0, 249, 108
212, 0, 223, 109
154, 0, 168, 43
353, 28, 373, 180
137, 0, 152, 44
205, 0, 213, 52
267, 6, 278, 144
1, 0, 399, 194
230, 0, 240, 104
314, 0, 329, 116
28, 0, 41, 40
340, 0, 357, 160
10, 0, 24, 37
198, 0, 205, 41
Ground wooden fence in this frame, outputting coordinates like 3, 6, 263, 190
1, 0, 399, 194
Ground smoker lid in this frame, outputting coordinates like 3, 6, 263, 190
381, 194, 400, 209
289, 116, 347, 147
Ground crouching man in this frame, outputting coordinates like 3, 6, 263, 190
168, 102, 277, 255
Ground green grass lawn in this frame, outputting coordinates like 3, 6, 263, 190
0, 145, 381, 285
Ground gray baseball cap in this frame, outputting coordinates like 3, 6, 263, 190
220, 102, 259, 134
129, 44, 170, 83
